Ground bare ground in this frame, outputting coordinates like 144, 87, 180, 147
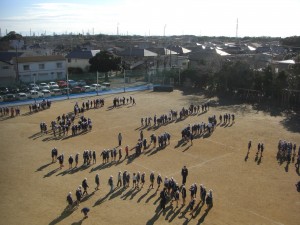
0, 90, 299, 225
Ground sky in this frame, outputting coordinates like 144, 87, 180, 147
0, 0, 299, 37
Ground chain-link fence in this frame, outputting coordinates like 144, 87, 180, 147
68, 68, 176, 89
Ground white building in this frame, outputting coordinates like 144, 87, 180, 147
15, 55, 67, 83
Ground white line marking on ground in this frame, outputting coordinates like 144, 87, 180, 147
248, 210, 284, 225
167, 152, 235, 177
132, 162, 155, 173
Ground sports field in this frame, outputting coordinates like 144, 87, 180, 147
0, 89, 299, 225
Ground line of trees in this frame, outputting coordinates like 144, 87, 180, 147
180, 59, 300, 100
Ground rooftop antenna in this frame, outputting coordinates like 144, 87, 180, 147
0, 28, 1, 37
117, 23, 119, 36
164, 24, 166, 37
30, 28, 31, 36
236, 18, 238, 39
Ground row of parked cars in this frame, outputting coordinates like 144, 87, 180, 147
0, 80, 110, 102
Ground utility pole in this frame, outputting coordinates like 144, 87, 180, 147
96, 71, 99, 96
66, 72, 69, 99
123, 69, 126, 92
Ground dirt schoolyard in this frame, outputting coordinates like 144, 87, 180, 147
0, 90, 299, 225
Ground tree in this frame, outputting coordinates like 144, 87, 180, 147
0, 31, 23, 42
89, 51, 121, 81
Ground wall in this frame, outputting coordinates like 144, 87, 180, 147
18, 60, 67, 83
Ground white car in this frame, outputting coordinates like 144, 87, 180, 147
49, 82, 59, 89
29, 83, 39, 90
16, 92, 28, 100
83, 85, 92, 92
67, 80, 78, 87
90, 84, 102, 91
39, 83, 50, 90
29, 90, 44, 99
52, 88, 62, 96
41, 89, 51, 97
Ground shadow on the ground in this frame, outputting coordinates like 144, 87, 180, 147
180, 88, 300, 133
49, 205, 78, 225
36, 162, 53, 172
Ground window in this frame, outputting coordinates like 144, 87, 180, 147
39, 64, 45, 69
68, 59, 71, 63
2, 66, 9, 69
56, 62, 62, 68
23, 65, 30, 70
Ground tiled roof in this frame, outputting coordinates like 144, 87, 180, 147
117, 48, 157, 57
65, 50, 100, 59
0, 52, 23, 63
16, 55, 65, 63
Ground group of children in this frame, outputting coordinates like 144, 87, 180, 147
65, 169, 213, 218
112, 96, 136, 107
0, 106, 21, 117
276, 140, 300, 169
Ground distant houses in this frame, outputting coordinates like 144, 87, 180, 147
0, 34, 298, 87
66, 49, 100, 72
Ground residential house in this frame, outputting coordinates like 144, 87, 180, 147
14, 55, 67, 83
0, 52, 23, 85
117, 48, 158, 69
65, 49, 100, 72
147, 47, 189, 69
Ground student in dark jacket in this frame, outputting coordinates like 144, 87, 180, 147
66, 192, 73, 208
181, 185, 187, 205
181, 166, 188, 185
68, 155, 74, 169
82, 178, 89, 195
76, 187, 82, 206
81, 207, 90, 218
160, 188, 168, 210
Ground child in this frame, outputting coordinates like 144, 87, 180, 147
81, 207, 90, 218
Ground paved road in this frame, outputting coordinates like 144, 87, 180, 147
0, 84, 152, 107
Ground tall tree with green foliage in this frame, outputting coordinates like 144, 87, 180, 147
89, 51, 121, 81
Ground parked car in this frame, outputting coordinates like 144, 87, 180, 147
68, 80, 78, 88
39, 83, 50, 90
19, 86, 30, 93
102, 82, 111, 87
90, 84, 102, 91
8, 87, 20, 93
77, 80, 87, 86
61, 88, 71, 95
0, 87, 9, 95
41, 89, 51, 97
52, 88, 62, 96
102, 82, 111, 91
29, 90, 44, 99
4, 93, 16, 102
57, 80, 67, 88
49, 81, 59, 89
16, 92, 28, 100
83, 85, 92, 92
71, 86, 83, 93
29, 83, 39, 90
